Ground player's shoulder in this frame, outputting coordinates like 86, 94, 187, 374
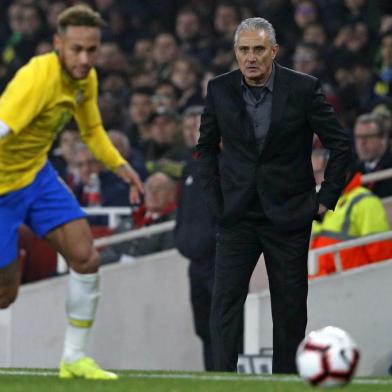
21, 52, 60, 84
27, 52, 58, 71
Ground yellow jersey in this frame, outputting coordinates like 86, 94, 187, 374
0, 52, 125, 195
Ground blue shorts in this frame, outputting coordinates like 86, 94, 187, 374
0, 161, 86, 267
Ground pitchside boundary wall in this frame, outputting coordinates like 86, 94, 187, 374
0, 249, 204, 371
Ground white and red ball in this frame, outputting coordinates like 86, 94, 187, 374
296, 326, 360, 387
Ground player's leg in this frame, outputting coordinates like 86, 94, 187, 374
45, 219, 116, 379
0, 256, 22, 309
0, 188, 28, 308
29, 162, 117, 379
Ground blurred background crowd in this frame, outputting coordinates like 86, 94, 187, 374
3, 0, 392, 274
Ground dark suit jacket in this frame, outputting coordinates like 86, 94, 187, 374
357, 149, 392, 198
196, 63, 352, 230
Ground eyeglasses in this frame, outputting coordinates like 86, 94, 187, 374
354, 133, 382, 141
76, 160, 97, 167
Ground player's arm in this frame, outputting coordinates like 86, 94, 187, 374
75, 71, 143, 203
81, 124, 144, 204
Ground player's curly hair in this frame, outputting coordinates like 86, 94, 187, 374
57, 4, 106, 34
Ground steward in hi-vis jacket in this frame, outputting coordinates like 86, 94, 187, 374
310, 172, 392, 277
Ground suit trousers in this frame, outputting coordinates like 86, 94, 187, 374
211, 215, 312, 373
188, 255, 215, 371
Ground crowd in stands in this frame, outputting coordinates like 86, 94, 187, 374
3, 0, 392, 279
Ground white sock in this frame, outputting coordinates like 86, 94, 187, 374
62, 269, 100, 364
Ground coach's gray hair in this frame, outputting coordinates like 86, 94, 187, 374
234, 17, 277, 46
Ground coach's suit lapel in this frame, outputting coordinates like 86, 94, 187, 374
259, 63, 289, 156
228, 70, 257, 144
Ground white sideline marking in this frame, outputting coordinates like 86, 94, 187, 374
0, 369, 390, 385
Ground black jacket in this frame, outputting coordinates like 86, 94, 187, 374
196, 64, 352, 229
357, 149, 392, 198
175, 155, 216, 261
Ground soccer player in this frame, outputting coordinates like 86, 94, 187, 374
0, 5, 143, 380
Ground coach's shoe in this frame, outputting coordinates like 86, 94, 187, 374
59, 356, 118, 380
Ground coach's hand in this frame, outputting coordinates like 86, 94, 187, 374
314, 203, 328, 222
115, 163, 144, 205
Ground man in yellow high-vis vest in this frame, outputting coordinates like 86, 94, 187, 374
310, 149, 392, 277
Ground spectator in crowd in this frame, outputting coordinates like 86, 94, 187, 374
132, 37, 154, 64
107, 129, 148, 184
175, 6, 214, 66
73, 134, 148, 210
152, 32, 179, 80
346, 59, 378, 110
141, 109, 187, 179
342, 0, 381, 36
95, 41, 129, 76
170, 56, 204, 111
372, 99, 392, 136
47, 1, 67, 34
292, 43, 327, 81
2, 3, 48, 66
214, 2, 240, 43
333, 20, 372, 68
72, 143, 103, 208
211, 2, 240, 69
100, 72, 129, 104
124, 87, 154, 147
50, 128, 81, 185
102, 172, 177, 263
35, 40, 53, 55
354, 113, 392, 197
302, 22, 327, 48
128, 171, 177, 256
293, 0, 320, 33
201, 67, 218, 99
153, 80, 180, 113
310, 150, 392, 277
175, 106, 216, 371
375, 30, 392, 100
98, 92, 124, 130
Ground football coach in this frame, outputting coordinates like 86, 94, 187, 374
196, 17, 351, 373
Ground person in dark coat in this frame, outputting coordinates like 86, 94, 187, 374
196, 17, 351, 373
354, 112, 392, 198
175, 106, 216, 371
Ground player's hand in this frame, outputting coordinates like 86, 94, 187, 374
114, 163, 144, 205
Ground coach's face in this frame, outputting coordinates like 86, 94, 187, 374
54, 25, 101, 80
235, 29, 278, 86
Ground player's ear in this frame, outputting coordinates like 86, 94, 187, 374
53, 34, 62, 52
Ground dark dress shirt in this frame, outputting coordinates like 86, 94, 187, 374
242, 64, 275, 152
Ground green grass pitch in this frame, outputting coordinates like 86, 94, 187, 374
0, 369, 391, 392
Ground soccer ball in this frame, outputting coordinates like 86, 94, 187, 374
296, 326, 360, 387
